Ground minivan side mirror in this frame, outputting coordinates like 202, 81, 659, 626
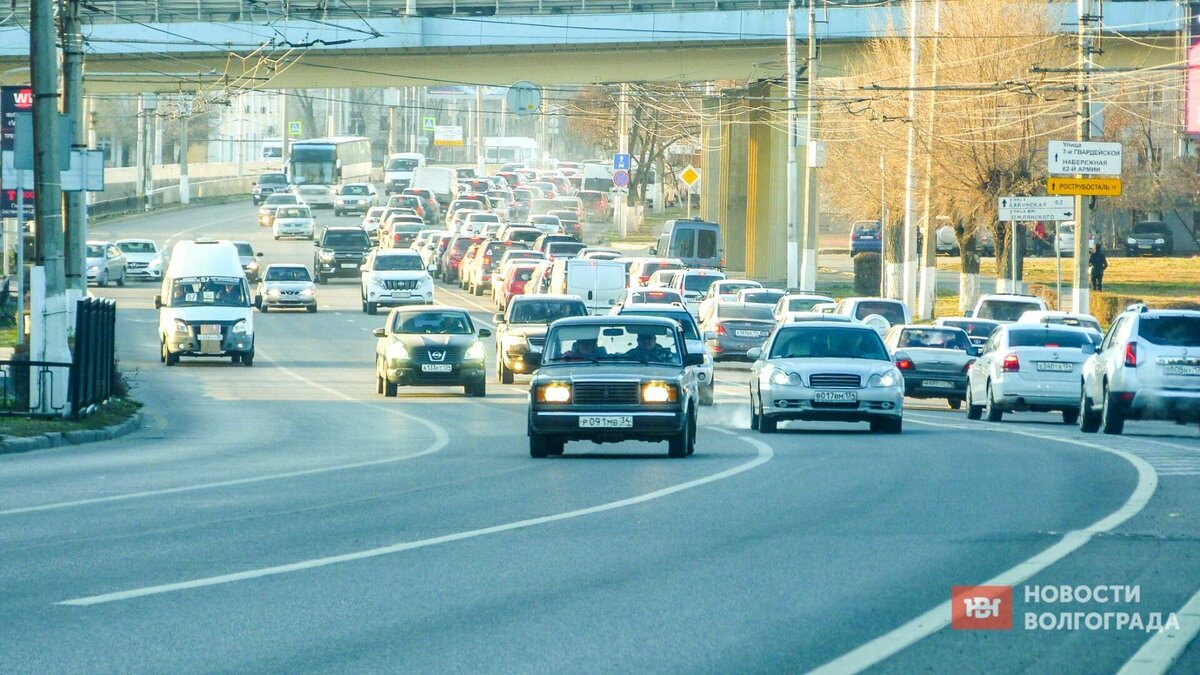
313, 240, 321, 246
153, 294, 163, 309
255, 251, 264, 257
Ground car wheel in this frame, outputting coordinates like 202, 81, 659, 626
700, 381, 714, 406
749, 391, 761, 430
759, 412, 777, 433
466, 379, 486, 397
376, 361, 385, 395
116, 270, 126, 287
307, 305, 317, 313
242, 351, 254, 367
273, 235, 280, 241
947, 397, 962, 411
873, 417, 903, 433
366, 301, 377, 315
97, 271, 107, 287
474, 284, 484, 296
159, 338, 167, 363
984, 383, 1003, 422
261, 304, 269, 313
384, 377, 398, 397
1079, 388, 1101, 433
529, 433, 553, 458
315, 273, 325, 285
498, 359, 514, 384
1101, 386, 1125, 435
668, 416, 691, 458
685, 408, 697, 455
966, 384, 983, 420
1062, 408, 1080, 425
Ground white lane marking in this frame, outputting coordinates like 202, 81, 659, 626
1119, 588, 1200, 674
59, 428, 774, 606
808, 415, 1158, 675
0, 351, 449, 517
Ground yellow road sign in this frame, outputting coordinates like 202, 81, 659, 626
680, 165, 701, 187
1046, 177, 1122, 196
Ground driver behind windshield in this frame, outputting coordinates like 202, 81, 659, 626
623, 331, 672, 362
562, 337, 607, 361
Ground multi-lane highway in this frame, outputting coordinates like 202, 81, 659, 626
2, 202, 1199, 673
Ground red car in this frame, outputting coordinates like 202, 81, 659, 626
499, 263, 538, 311
576, 190, 611, 222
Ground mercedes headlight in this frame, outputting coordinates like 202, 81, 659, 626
148, 256, 162, 269
386, 342, 410, 364
868, 369, 901, 388
232, 320, 249, 334
465, 341, 486, 361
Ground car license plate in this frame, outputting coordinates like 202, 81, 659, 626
1139, 244, 1152, 250
392, 291, 410, 298
340, 263, 358, 269
861, 235, 876, 240
734, 330, 759, 338
814, 391, 858, 403
579, 416, 633, 429
421, 364, 452, 373
1036, 362, 1074, 372
924, 380, 954, 389
197, 334, 222, 341
1165, 364, 1200, 376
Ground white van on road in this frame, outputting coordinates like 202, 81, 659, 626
155, 239, 256, 367
384, 152, 425, 194
549, 258, 627, 314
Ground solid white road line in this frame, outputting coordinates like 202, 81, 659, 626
1118, 588, 1200, 674
0, 350, 450, 517
807, 416, 1159, 675
58, 427, 774, 606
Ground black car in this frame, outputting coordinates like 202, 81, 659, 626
313, 227, 373, 284
1126, 221, 1174, 257
252, 172, 289, 205
533, 233, 578, 253
527, 316, 704, 458
494, 295, 589, 383
373, 307, 491, 397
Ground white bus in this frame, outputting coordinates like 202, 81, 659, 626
484, 137, 538, 167
287, 136, 373, 208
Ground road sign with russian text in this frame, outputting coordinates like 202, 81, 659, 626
1048, 140, 1122, 176
1047, 177, 1122, 197
998, 196, 1074, 222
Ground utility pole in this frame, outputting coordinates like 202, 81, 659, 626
279, 91, 290, 174
901, 0, 921, 311
1073, 0, 1098, 313
475, 85, 485, 175
785, 0, 799, 289
617, 83, 630, 238
62, 0, 86, 294
917, 0, 941, 320
31, 0, 70, 414
799, 0, 820, 293
179, 103, 190, 205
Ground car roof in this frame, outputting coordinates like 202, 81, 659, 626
778, 321, 877, 330
376, 248, 420, 256
511, 294, 583, 302
977, 293, 1041, 301
1002, 323, 1093, 333
392, 305, 469, 315
86, 239, 112, 245
114, 238, 155, 244
551, 315, 679, 328
325, 226, 367, 232
264, 263, 307, 270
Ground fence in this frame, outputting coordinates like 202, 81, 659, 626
0, 298, 116, 418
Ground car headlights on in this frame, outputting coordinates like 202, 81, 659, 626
536, 382, 572, 403
868, 369, 901, 388
502, 335, 529, 353
266, 288, 281, 297
386, 342, 410, 364
767, 368, 802, 387
232, 320, 249, 334
1127, 237, 1136, 245
173, 319, 189, 334
465, 341, 486, 361
300, 288, 315, 297
641, 381, 677, 403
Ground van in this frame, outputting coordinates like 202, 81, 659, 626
654, 217, 724, 269
549, 258, 626, 314
384, 152, 425, 194
155, 240, 256, 366
410, 166, 459, 209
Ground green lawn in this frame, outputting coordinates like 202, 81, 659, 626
0, 398, 141, 439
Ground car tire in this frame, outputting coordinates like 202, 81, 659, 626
947, 397, 962, 411
384, 377, 398, 397
984, 383, 1003, 422
1101, 386, 1125, 435
307, 305, 317, 313
116, 270, 126, 287
260, 304, 269, 313
97, 271, 107, 287
529, 433, 553, 458
376, 362, 385, 395
1079, 388, 1102, 433
700, 381, 714, 406
668, 417, 691, 458
274, 235, 280, 241
759, 413, 777, 434
498, 359, 514, 384
966, 385, 983, 420
749, 394, 760, 431
466, 379, 486, 397
1062, 408, 1080, 425
474, 284, 484, 296
231, 353, 241, 364
366, 301, 377, 315
315, 273, 325, 285
242, 351, 254, 367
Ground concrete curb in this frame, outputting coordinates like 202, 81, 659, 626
0, 411, 143, 456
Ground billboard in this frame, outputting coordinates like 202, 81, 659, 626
1, 85, 34, 219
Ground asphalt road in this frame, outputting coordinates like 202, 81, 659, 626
2, 201, 1199, 674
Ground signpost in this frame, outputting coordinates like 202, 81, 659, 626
422, 116, 436, 132
997, 196, 1074, 222
613, 153, 631, 171
1047, 140, 1122, 176
680, 165, 700, 218
287, 120, 302, 137
506, 81, 541, 116
1047, 176, 1121, 197
612, 169, 629, 188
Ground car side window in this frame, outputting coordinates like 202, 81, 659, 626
1101, 316, 1124, 352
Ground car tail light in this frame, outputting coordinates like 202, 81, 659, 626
483, 256, 492, 266
963, 361, 974, 373
850, 234, 859, 241
1002, 354, 1020, 372
895, 358, 914, 371
719, 258, 726, 267
639, 275, 650, 284
1124, 342, 1137, 367
715, 324, 727, 336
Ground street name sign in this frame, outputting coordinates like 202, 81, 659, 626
1047, 177, 1122, 197
1048, 140, 1122, 176
997, 196, 1074, 222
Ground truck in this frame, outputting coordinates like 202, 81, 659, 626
410, 166, 459, 209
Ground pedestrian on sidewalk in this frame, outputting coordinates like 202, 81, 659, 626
1032, 221, 1048, 257
1089, 244, 1109, 291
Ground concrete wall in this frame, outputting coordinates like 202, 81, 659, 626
90, 161, 273, 216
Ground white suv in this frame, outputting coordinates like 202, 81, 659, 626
360, 249, 434, 315
1080, 307, 1200, 434
970, 294, 1047, 323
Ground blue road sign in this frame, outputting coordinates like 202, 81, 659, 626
613, 153, 631, 171
612, 169, 630, 188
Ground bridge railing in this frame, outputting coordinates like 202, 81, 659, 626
66, 0, 894, 25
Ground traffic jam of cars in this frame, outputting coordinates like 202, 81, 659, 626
135, 160, 1200, 458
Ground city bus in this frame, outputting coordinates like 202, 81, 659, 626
287, 136, 373, 208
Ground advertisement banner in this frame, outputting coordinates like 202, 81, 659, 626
1187, 4, 1200, 136
1, 85, 34, 219
434, 125, 464, 147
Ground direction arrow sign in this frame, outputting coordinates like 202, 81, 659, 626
1048, 140, 1122, 176
997, 196, 1074, 222
1047, 176, 1122, 197
613, 153, 631, 171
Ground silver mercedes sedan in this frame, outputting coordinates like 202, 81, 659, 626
749, 322, 904, 433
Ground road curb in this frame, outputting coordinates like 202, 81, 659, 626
0, 411, 143, 456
